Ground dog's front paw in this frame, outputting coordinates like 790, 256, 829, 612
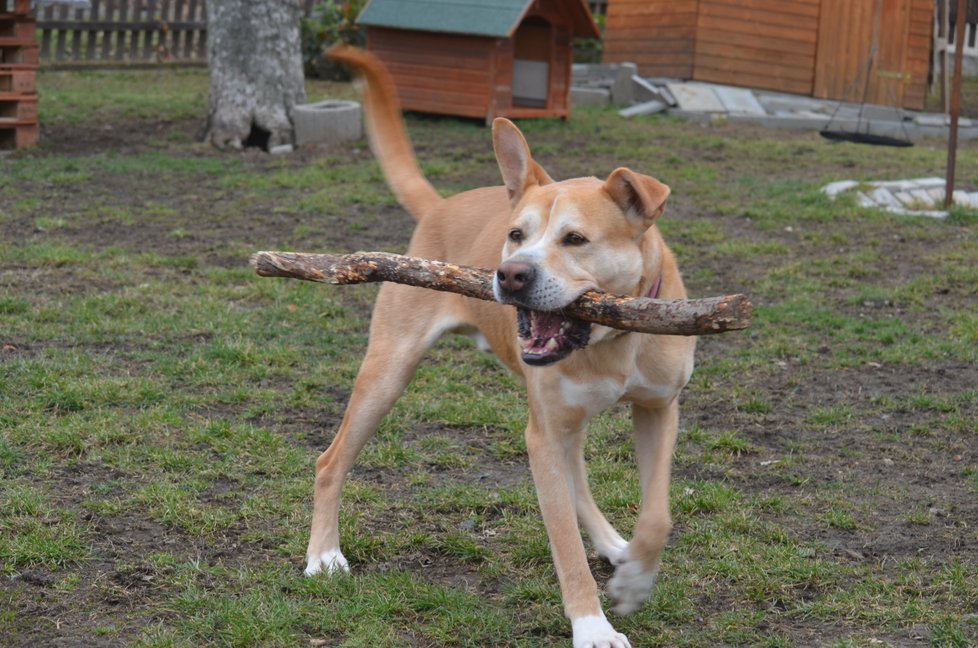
304, 548, 350, 576
572, 614, 631, 648
607, 558, 657, 616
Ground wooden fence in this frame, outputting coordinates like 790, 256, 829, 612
34, 0, 319, 66
34, 1, 610, 67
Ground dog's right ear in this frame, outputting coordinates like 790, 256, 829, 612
492, 118, 552, 205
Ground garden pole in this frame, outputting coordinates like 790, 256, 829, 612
945, 0, 968, 208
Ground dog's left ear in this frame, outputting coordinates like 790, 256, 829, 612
492, 118, 553, 205
604, 168, 671, 229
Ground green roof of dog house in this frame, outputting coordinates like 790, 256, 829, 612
357, 0, 600, 39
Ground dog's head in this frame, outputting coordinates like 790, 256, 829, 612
490, 118, 671, 367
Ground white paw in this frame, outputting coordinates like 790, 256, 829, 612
596, 534, 630, 565
607, 558, 657, 615
304, 548, 350, 576
572, 614, 631, 648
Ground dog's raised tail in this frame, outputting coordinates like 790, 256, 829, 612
328, 45, 441, 220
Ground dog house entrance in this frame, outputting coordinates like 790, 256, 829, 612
513, 17, 552, 108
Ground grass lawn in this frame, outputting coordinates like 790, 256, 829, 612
1, 67, 977, 647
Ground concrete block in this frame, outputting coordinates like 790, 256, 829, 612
571, 86, 611, 108
618, 100, 667, 118
293, 100, 362, 147
609, 62, 637, 106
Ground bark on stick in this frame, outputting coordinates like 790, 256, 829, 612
251, 251, 752, 336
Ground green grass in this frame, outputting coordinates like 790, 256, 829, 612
0, 66, 976, 647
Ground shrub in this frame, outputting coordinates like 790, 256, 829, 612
300, 0, 367, 80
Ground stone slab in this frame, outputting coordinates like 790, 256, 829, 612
665, 82, 726, 113
571, 86, 610, 108
713, 86, 766, 115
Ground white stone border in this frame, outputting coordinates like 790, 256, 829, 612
821, 177, 978, 219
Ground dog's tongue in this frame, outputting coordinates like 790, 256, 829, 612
516, 308, 591, 366
531, 312, 564, 338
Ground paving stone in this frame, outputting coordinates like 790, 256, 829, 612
665, 82, 726, 112
821, 180, 859, 197
713, 86, 766, 115
869, 187, 902, 208
910, 188, 936, 205
856, 191, 876, 208
957, 192, 978, 208
893, 191, 917, 207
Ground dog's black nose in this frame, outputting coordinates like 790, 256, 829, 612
496, 262, 535, 293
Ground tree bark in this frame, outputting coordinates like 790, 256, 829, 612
203, 0, 306, 151
251, 251, 752, 336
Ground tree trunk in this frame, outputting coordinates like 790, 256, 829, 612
203, 0, 306, 151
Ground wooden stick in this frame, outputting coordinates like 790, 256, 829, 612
250, 251, 752, 336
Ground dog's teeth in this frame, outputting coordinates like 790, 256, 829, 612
545, 338, 559, 352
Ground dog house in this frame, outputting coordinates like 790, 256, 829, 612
357, 0, 600, 122
602, 0, 933, 110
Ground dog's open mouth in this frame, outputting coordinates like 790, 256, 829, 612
516, 308, 591, 366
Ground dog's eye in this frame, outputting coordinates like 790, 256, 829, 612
508, 228, 524, 243
563, 232, 588, 246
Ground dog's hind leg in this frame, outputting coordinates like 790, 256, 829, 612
607, 399, 679, 615
305, 288, 450, 577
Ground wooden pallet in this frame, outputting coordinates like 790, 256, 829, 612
0, 119, 38, 150
0, 93, 36, 120
0, 39, 38, 66
0, 16, 35, 39
0, 67, 34, 93
0, 0, 31, 16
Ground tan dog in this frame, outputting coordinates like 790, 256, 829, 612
305, 46, 696, 648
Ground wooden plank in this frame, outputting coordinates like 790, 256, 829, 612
696, 67, 813, 95
605, 0, 697, 17
701, 0, 820, 20
384, 61, 489, 84
696, 13, 817, 44
153, 0, 175, 61
369, 46, 490, 71
695, 40, 814, 71
700, 1, 819, 29
389, 71, 491, 97
602, 25, 697, 41
85, 0, 100, 60
99, 0, 113, 59
54, 5, 68, 61
605, 9, 697, 24
398, 90, 489, 118
695, 53, 814, 83
142, 0, 158, 60
696, 30, 816, 57
38, 5, 53, 61
115, 0, 129, 60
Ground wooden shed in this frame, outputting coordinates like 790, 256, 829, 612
602, 0, 933, 110
357, 0, 600, 122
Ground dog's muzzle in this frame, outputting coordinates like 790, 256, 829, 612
495, 261, 592, 366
